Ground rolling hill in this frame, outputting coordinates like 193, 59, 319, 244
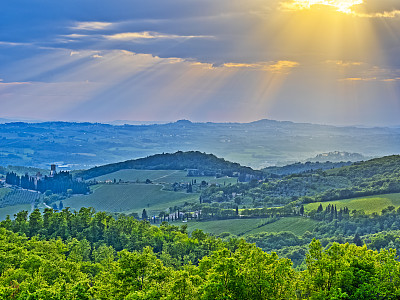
76, 151, 262, 180
201, 155, 400, 208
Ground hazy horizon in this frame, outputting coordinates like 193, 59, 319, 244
1, 116, 400, 128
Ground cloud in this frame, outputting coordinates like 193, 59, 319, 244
280, 0, 400, 17
341, 77, 400, 82
326, 60, 364, 67
339, 65, 400, 82
190, 62, 215, 70
71, 21, 113, 31
222, 61, 299, 73
223, 62, 264, 68
340, 77, 377, 81
280, 0, 363, 13
0, 81, 31, 86
351, 0, 400, 16
63, 34, 88, 38
0, 41, 32, 46
105, 31, 213, 41
266, 61, 300, 73
381, 78, 400, 82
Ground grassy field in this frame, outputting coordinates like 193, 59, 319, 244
305, 193, 400, 214
185, 217, 317, 236
93, 169, 238, 185
0, 203, 32, 220
63, 183, 198, 215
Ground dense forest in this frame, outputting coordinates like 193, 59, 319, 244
2, 208, 400, 299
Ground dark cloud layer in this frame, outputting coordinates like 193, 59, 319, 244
1, 0, 272, 63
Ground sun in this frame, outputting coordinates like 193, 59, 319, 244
287, 0, 363, 13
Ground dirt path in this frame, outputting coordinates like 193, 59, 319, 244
153, 170, 181, 182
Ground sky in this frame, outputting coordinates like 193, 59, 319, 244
1, 0, 400, 126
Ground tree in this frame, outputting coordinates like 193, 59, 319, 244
28, 208, 43, 236
142, 209, 148, 220
13, 210, 29, 234
353, 233, 363, 246
115, 247, 168, 297
301, 240, 400, 299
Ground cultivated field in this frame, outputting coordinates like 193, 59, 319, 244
185, 217, 317, 236
0, 188, 11, 199
93, 169, 238, 185
62, 183, 198, 215
305, 193, 400, 214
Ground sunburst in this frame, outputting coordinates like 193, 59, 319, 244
286, 0, 363, 14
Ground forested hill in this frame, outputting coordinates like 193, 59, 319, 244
201, 155, 400, 207
77, 151, 262, 180
328, 155, 400, 180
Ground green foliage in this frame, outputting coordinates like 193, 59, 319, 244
300, 240, 400, 299
2, 211, 400, 299
308, 204, 400, 237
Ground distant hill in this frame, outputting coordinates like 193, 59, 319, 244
263, 161, 353, 177
0, 119, 399, 169
306, 151, 368, 163
76, 151, 262, 180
